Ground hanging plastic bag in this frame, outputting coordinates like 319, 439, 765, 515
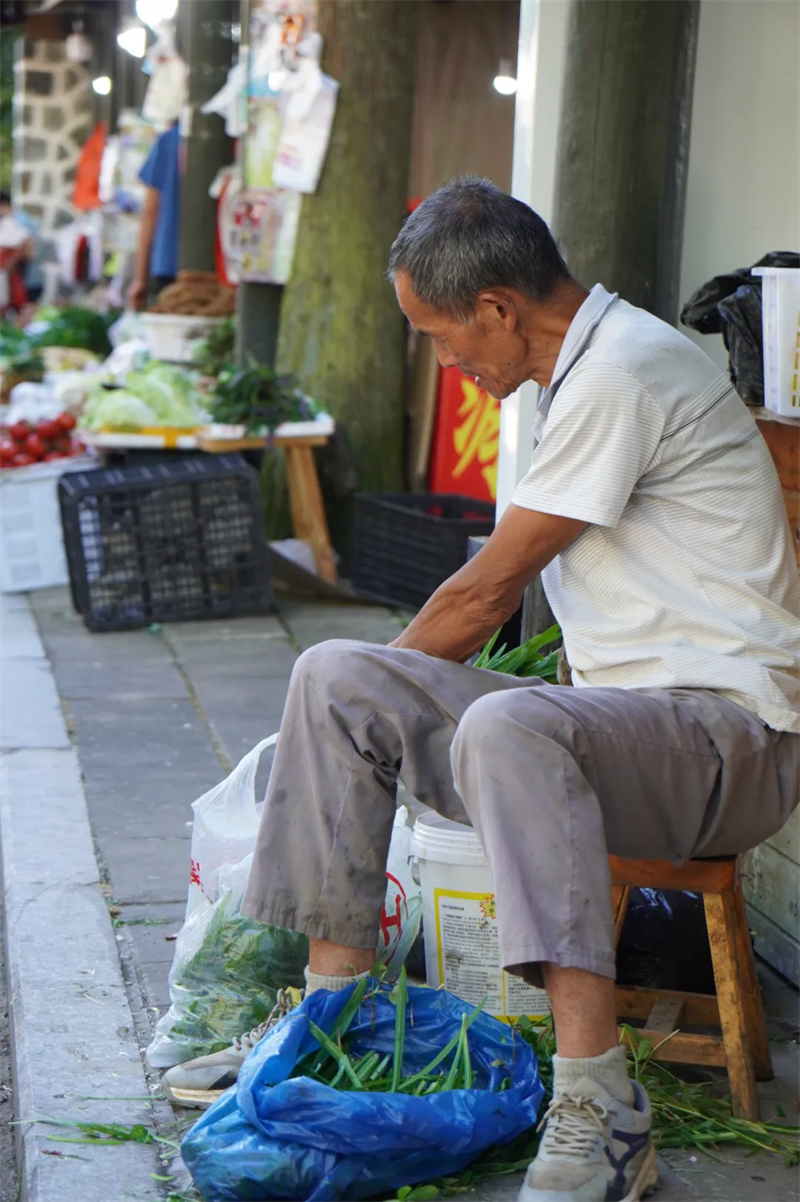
147, 738, 422, 1067
182, 980, 544, 1202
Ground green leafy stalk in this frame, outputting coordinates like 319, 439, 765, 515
391, 965, 409, 1093
307, 1021, 364, 1091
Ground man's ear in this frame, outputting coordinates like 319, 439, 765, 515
476, 289, 520, 331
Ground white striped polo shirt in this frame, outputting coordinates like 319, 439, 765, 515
512, 285, 800, 732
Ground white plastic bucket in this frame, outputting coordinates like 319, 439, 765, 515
751, 267, 800, 418
412, 811, 550, 1022
140, 313, 227, 364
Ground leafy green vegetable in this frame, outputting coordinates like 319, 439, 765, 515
192, 317, 235, 378
31, 306, 114, 357
124, 361, 204, 428
82, 386, 158, 431
210, 356, 315, 433
81, 362, 205, 431
475, 623, 561, 681
164, 890, 308, 1063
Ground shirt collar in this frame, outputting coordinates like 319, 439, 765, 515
546, 283, 618, 394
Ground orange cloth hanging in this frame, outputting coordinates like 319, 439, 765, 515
72, 122, 107, 211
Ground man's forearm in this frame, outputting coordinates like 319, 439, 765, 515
133, 190, 159, 287
391, 560, 521, 661
391, 504, 587, 662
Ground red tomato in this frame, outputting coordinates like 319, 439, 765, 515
9, 420, 31, 443
36, 418, 61, 442
57, 412, 77, 432
12, 452, 35, 467
25, 433, 47, 459
43, 451, 63, 461
0, 440, 15, 465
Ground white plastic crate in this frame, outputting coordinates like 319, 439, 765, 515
752, 267, 800, 418
140, 313, 227, 363
0, 456, 94, 593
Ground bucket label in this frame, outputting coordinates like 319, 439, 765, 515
434, 888, 550, 1020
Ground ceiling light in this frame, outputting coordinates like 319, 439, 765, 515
135, 0, 178, 31
117, 20, 147, 58
493, 58, 518, 96
92, 75, 113, 96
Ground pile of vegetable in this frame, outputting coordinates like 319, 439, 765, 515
475, 623, 561, 681
82, 361, 206, 432
210, 357, 315, 434
0, 412, 80, 469
159, 888, 308, 1064
289, 969, 490, 1097
192, 316, 235, 379
29, 305, 116, 359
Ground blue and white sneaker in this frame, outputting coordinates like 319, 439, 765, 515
518, 1077, 658, 1201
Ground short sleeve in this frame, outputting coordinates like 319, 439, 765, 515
139, 129, 170, 191
512, 361, 665, 528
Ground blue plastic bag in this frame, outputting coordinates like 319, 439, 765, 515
182, 981, 544, 1201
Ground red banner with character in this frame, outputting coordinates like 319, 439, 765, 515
429, 366, 501, 502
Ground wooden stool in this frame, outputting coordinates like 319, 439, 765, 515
610, 854, 772, 1120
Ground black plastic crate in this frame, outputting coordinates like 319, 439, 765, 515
353, 493, 495, 610
59, 455, 274, 632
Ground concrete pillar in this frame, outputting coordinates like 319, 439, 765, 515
177, 0, 236, 273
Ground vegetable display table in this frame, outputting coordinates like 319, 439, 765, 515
196, 418, 337, 586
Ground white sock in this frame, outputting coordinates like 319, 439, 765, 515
552, 1044, 635, 1107
304, 966, 370, 996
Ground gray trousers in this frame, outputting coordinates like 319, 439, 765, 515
242, 641, 799, 982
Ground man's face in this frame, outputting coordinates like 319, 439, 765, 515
393, 271, 529, 400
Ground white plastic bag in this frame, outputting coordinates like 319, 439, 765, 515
146, 736, 423, 1069
186, 734, 277, 922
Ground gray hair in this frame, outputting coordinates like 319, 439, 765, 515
388, 176, 571, 321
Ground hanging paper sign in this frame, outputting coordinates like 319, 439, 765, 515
230, 188, 302, 285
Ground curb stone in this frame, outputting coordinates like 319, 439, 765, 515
0, 595, 166, 1202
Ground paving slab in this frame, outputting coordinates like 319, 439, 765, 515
281, 598, 405, 649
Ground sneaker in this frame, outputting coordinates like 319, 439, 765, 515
518, 1077, 658, 1202
162, 988, 303, 1109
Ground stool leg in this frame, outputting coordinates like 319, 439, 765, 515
731, 888, 773, 1081
284, 445, 337, 585
704, 893, 760, 1120
612, 885, 631, 950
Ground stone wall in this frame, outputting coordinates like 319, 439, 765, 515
12, 38, 94, 286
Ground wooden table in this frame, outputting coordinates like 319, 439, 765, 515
196, 430, 338, 585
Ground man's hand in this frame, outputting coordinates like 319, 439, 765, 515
127, 278, 147, 311
391, 504, 587, 662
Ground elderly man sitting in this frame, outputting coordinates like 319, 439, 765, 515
165, 177, 800, 1202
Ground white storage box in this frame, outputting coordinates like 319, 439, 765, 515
140, 313, 227, 364
0, 456, 94, 593
752, 267, 800, 418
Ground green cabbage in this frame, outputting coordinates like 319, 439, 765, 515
82, 387, 157, 431
123, 362, 204, 428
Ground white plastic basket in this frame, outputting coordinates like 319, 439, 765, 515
752, 267, 800, 418
140, 313, 227, 364
0, 456, 94, 593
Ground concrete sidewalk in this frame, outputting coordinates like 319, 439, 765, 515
1, 586, 798, 1202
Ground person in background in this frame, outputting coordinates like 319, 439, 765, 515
0, 190, 36, 313
127, 122, 180, 310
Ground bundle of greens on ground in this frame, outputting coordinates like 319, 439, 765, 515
475, 623, 561, 681
290, 969, 491, 1096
